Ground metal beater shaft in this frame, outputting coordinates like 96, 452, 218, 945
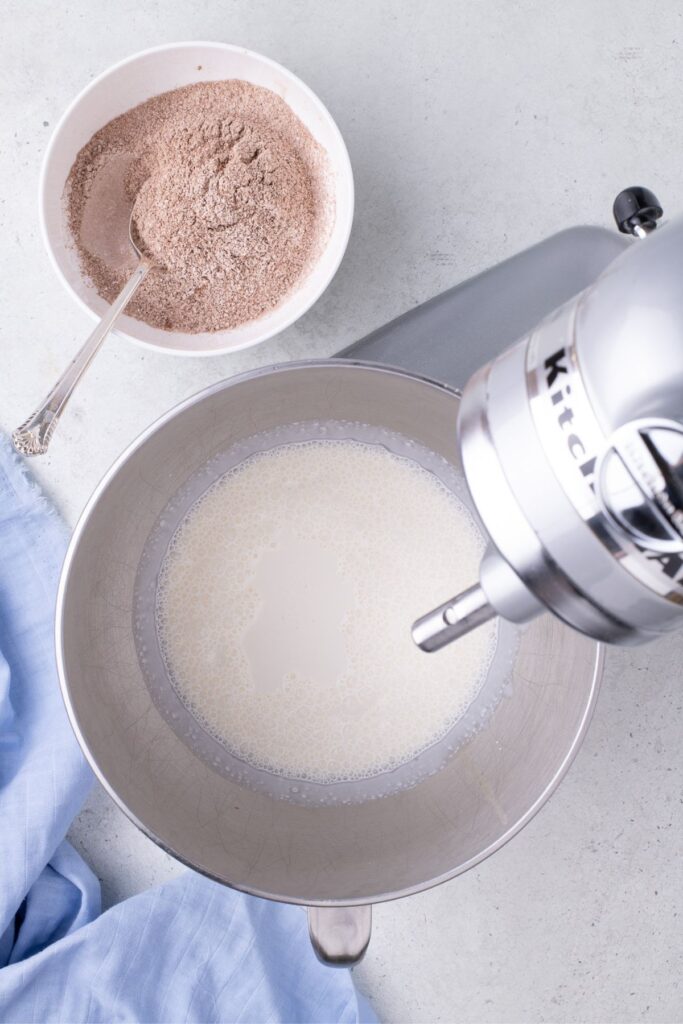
412, 583, 496, 652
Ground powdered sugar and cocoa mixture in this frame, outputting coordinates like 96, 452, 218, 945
65, 81, 333, 333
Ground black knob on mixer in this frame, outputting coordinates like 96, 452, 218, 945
613, 186, 663, 235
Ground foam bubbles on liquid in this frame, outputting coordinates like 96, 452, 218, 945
154, 435, 497, 786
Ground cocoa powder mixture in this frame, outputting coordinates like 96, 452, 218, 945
65, 81, 332, 333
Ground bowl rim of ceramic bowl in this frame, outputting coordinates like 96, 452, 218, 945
38, 40, 354, 357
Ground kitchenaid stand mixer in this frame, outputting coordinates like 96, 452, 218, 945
413, 188, 683, 654
56, 187, 669, 968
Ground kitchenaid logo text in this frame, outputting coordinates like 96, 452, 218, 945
544, 348, 597, 488
543, 348, 683, 584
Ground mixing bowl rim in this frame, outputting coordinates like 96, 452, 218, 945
39, 40, 355, 357
55, 358, 603, 907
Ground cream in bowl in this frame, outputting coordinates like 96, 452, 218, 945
40, 43, 354, 355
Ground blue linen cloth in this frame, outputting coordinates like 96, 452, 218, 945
0, 437, 375, 1024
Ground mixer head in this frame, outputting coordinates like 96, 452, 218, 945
414, 188, 683, 653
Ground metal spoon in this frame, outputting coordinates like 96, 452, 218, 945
12, 211, 151, 456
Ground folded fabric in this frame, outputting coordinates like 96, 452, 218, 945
0, 437, 374, 1023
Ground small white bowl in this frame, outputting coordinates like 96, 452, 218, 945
40, 42, 354, 357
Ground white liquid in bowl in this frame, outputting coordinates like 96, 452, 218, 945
154, 436, 497, 785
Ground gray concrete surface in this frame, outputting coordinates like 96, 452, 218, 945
1, 1, 681, 1020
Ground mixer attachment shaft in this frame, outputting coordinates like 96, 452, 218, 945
412, 583, 496, 652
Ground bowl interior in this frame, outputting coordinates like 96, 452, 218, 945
57, 362, 601, 905
41, 43, 353, 355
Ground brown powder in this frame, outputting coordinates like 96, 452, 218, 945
65, 81, 332, 333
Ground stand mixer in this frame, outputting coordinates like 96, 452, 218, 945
58, 194, 642, 966
413, 187, 683, 653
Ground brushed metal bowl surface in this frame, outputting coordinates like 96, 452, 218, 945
57, 360, 601, 906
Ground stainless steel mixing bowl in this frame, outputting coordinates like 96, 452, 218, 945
56, 360, 602, 965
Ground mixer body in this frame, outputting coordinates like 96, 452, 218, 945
415, 212, 683, 650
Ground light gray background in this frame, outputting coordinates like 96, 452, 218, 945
2, 2, 681, 1021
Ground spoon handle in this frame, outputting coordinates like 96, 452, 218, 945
12, 260, 150, 456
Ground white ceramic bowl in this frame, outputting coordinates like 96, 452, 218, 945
40, 42, 354, 356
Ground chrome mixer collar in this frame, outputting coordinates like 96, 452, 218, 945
414, 188, 683, 652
